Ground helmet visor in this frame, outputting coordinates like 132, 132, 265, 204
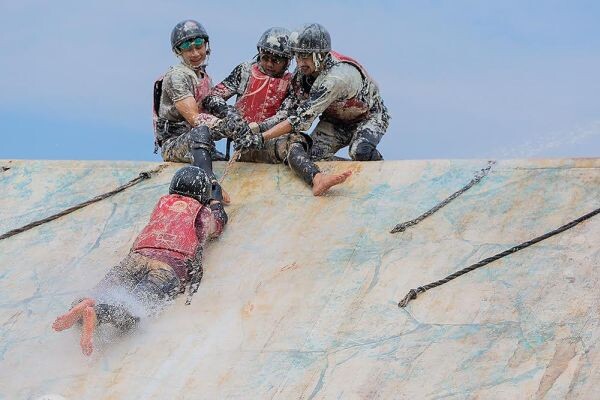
294, 52, 313, 60
179, 37, 205, 51
259, 52, 288, 65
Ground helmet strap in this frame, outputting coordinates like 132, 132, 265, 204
313, 53, 325, 72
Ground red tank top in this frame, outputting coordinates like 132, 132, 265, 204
322, 51, 371, 123
236, 64, 291, 123
133, 194, 202, 259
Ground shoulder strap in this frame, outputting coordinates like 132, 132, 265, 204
153, 78, 163, 116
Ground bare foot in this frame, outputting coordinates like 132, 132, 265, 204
52, 298, 95, 332
80, 306, 97, 356
221, 187, 231, 205
312, 171, 352, 196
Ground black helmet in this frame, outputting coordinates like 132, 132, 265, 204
257, 27, 292, 59
171, 20, 209, 52
169, 166, 212, 204
289, 23, 331, 54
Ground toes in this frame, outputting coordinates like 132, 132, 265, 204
80, 298, 95, 308
52, 318, 67, 331
80, 341, 93, 356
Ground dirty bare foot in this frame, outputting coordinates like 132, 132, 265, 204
80, 306, 97, 356
52, 298, 95, 331
312, 171, 352, 196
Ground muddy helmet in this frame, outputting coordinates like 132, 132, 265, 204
257, 27, 292, 59
289, 23, 331, 54
171, 20, 209, 52
169, 166, 213, 204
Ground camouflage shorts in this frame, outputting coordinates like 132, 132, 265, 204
161, 129, 227, 163
310, 112, 389, 161
238, 132, 310, 164
93, 252, 181, 309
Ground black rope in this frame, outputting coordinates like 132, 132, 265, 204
391, 161, 496, 233
0, 164, 168, 241
398, 206, 600, 308
225, 138, 232, 161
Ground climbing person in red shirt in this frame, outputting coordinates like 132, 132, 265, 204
52, 166, 228, 356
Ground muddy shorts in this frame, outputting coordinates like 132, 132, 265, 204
238, 132, 310, 164
310, 112, 388, 161
92, 252, 181, 315
161, 129, 228, 163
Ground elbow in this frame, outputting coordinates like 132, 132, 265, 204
210, 202, 228, 228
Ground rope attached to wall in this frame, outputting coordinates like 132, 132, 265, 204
218, 149, 241, 185
0, 164, 168, 241
398, 206, 600, 308
391, 161, 496, 233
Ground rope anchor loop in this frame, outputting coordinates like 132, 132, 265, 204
397, 206, 600, 308
0, 163, 168, 241
391, 161, 496, 234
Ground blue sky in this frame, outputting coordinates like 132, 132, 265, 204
1, 0, 599, 160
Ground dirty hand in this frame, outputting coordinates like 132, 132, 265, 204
248, 122, 260, 134
213, 109, 250, 139
234, 130, 264, 150
225, 109, 251, 138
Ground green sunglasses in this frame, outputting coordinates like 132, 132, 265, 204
179, 37, 205, 51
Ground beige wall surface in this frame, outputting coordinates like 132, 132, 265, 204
0, 159, 599, 399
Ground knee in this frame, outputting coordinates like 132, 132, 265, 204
288, 142, 306, 156
189, 126, 214, 151
350, 140, 382, 161
310, 145, 327, 161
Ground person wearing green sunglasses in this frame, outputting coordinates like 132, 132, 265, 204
152, 19, 237, 203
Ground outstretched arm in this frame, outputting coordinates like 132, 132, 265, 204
203, 63, 246, 117
175, 97, 220, 129
262, 120, 293, 141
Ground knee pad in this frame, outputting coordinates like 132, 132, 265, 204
351, 140, 382, 161
189, 126, 214, 151
287, 142, 305, 156
283, 142, 307, 165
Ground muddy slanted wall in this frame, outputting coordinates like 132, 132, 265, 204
1, 159, 599, 399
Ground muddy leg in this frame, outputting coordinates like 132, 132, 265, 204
52, 298, 95, 331
80, 306, 97, 356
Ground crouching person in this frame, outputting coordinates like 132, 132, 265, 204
154, 19, 243, 202
52, 166, 228, 356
